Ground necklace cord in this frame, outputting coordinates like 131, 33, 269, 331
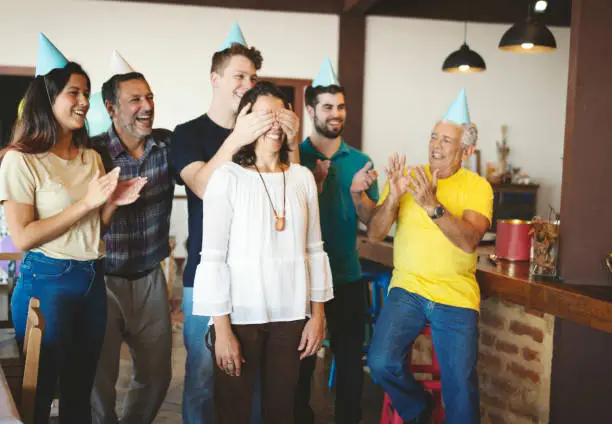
253, 164, 286, 218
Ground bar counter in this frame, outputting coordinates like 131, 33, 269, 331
357, 234, 612, 333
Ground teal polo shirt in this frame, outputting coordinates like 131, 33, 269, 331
300, 138, 379, 286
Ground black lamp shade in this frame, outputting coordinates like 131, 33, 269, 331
498, 18, 557, 52
442, 43, 486, 73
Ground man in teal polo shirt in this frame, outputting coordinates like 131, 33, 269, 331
295, 58, 379, 424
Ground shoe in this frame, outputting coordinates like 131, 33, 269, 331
403, 392, 435, 424
417, 392, 435, 424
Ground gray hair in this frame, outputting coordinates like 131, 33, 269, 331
461, 123, 478, 147
436, 120, 478, 147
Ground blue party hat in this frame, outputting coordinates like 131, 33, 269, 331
219, 22, 247, 51
442, 88, 470, 125
36, 33, 68, 76
87, 92, 112, 137
312, 57, 340, 88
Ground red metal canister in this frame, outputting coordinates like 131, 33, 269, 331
495, 219, 532, 261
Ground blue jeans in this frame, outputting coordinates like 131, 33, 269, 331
182, 287, 262, 424
182, 287, 216, 424
367, 288, 480, 424
11, 251, 107, 424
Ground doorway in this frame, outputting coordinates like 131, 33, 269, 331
0, 67, 35, 148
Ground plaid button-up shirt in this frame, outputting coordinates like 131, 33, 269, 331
93, 126, 174, 275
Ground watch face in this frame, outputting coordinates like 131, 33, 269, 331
433, 205, 445, 219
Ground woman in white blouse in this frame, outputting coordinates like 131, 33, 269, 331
193, 82, 333, 424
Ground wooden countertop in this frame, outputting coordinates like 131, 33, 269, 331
357, 234, 612, 333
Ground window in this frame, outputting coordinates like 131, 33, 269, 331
0, 67, 35, 148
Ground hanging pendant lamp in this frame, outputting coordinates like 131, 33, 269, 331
442, 20, 486, 73
498, 2, 557, 52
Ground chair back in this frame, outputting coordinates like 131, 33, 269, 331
21, 297, 44, 424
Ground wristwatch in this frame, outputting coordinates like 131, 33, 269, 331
429, 204, 446, 220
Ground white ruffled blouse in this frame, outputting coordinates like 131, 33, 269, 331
193, 162, 334, 324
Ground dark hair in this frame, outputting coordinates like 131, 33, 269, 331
210, 43, 263, 74
101, 72, 147, 105
232, 82, 291, 167
304, 84, 345, 108
5, 62, 91, 156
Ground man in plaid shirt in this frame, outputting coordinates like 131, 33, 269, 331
91, 71, 174, 424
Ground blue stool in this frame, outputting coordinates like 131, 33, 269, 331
327, 268, 392, 388
365, 271, 392, 325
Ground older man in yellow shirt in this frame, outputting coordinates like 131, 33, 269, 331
367, 90, 493, 424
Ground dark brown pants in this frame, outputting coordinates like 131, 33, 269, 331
212, 319, 306, 424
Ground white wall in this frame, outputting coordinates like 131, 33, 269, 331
0, 0, 339, 128
0, 2, 570, 255
363, 17, 570, 218
0, 0, 339, 256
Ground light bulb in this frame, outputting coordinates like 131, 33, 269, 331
534, 1, 548, 13
459, 64, 470, 72
521, 42, 535, 50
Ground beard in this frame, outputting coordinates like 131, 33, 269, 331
123, 119, 153, 139
314, 115, 344, 139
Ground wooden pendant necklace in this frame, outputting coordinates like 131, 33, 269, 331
254, 164, 286, 232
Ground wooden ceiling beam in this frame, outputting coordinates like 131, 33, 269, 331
343, 0, 383, 14
367, 0, 571, 27
111, 0, 571, 26
114, 0, 343, 14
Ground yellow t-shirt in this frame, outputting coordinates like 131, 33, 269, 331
380, 166, 493, 311
0, 149, 105, 261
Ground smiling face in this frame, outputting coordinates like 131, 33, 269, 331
212, 54, 258, 114
307, 92, 346, 139
252, 94, 286, 154
429, 121, 474, 176
51, 73, 90, 132
109, 78, 155, 140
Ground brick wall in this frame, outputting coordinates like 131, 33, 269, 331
411, 297, 554, 423
479, 297, 554, 423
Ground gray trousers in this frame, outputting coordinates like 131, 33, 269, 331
91, 265, 172, 424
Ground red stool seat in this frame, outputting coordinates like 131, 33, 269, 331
380, 393, 403, 424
